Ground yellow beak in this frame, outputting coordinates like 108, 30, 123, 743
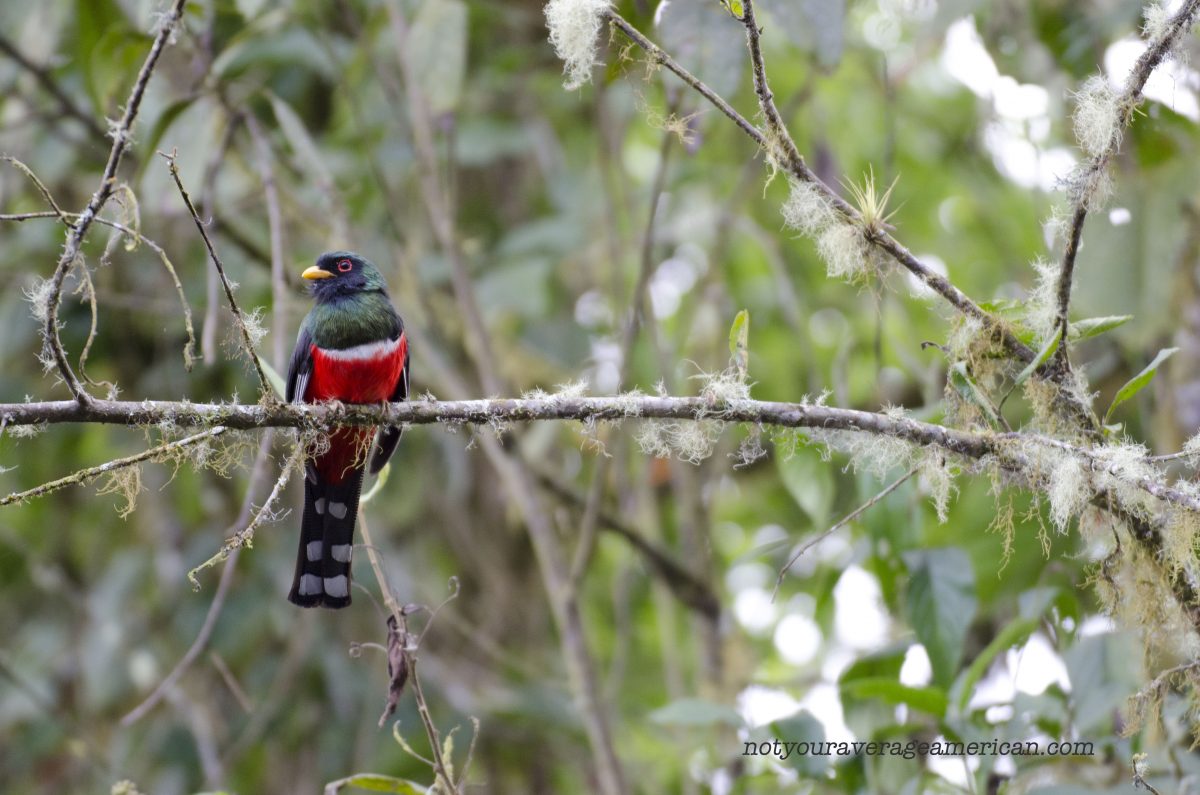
302, 265, 333, 280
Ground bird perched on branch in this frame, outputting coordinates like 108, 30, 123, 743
285, 251, 409, 608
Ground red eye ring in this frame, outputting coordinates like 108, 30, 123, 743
337, 258, 352, 273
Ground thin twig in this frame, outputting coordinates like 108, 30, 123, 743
1, 156, 71, 224
120, 431, 275, 725
360, 513, 462, 793
161, 149, 274, 399
0, 426, 226, 506
603, 9, 1033, 365
1, 209, 196, 369
186, 442, 301, 588
1053, 0, 1200, 366
42, 0, 189, 405
772, 467, 917, 599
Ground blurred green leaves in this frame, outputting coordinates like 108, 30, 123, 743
903, 548, 977, 688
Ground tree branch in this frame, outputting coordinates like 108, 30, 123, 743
42, 0, 189, 405
161, 150, 275, 400
0, 426, 226, 506
3, 395, 1199, 514
603, 7, 1035, 364
1053, 0, 1200, 365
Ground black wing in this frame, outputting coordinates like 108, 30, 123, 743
368, 331, 409, 474
286, 323, 314, 404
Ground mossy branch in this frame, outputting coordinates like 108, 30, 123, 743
0, 426, 226, 506
4, 395, 1200, 513
1053, 0, 1200, 366
41, 0, 189, 406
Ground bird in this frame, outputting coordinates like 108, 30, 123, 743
285, 251, 409, 608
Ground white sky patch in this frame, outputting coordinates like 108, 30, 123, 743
834, 566, 891, 649
993, 76, 1050, 120
726, 561, 772, 591
800, 682, 855, 743
649, 256, 700, 319
1008, 633, 1071, 694
734, 587, 778, 634
942, 17, 1075, 191
1109, 207, 1132, 225
738, 684, 802, 728
1105, 37, 1200, 121
774, 613, 822, 665
1078, 614, 1117, 636
821, 645, 856, 681
984, 122, 1077, 191
900, 644, 933, 686
928, 739, 978, 788
752, 523, 789, 550
967, 664, 1015, 709
942, 18, 998, 98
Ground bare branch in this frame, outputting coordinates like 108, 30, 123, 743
2, 210, 196, 369
1053, 0, 1200, 364
186, 443, 302, 588
42, 0, 189, 405
161, 150, 275, 399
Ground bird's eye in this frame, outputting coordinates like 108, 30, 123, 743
337, 259, 352, 273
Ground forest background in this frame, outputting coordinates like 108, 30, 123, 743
3, 0, 1200, 793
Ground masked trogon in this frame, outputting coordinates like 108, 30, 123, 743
285, 251, 409, 608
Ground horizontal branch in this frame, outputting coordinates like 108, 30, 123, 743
4, 395, 1199, 515
0, 395, 985, 445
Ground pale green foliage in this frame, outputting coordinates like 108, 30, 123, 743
545, 0, 612, 89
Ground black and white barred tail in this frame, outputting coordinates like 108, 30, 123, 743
288, 467, 365, 608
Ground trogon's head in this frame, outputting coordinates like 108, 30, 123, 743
301, 251, 388, 301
